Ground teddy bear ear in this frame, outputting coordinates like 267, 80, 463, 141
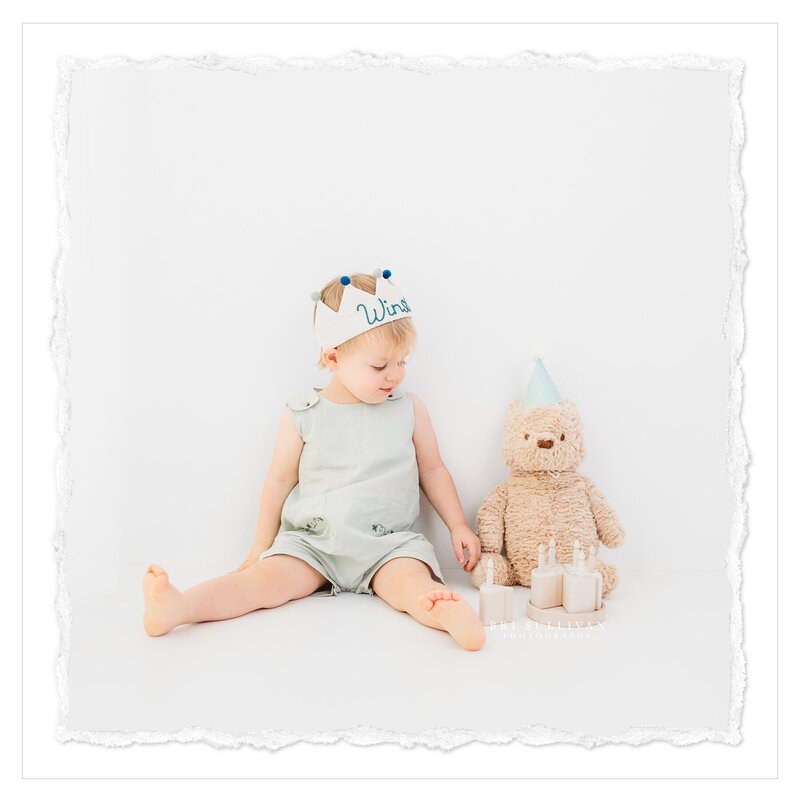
504, 400, 524, 429
560, 398, 584, 427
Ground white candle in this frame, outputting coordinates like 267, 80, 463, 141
479, 582, 514, 625
562, 562, 602, 614
530, 562, 565, 610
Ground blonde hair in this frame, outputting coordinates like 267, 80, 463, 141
313, 272, 417, 371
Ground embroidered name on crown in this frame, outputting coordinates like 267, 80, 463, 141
356, 296, 411, 326
311, 270, 413, 349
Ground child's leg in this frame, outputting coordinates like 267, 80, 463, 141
142, 554, 329, 637
370, 557, 486, 651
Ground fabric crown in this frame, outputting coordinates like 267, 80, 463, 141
311, 269, 413, 349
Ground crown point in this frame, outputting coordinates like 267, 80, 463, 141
382, 269, 392, 279
339, 275, 351, 286
310, 290, 321, 302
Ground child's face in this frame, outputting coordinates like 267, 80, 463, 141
327, 341, 409, 404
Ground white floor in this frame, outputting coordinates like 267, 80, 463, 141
64, 568, 732, 740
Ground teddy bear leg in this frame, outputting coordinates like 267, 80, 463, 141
595, 558, 619, 596
469, 553, 515, 589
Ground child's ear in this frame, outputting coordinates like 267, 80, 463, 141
321, 347, 339, 369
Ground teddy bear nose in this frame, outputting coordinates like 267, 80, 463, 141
537, 439, 554, 449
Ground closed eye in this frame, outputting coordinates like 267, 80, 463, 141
372, 361, 406, 371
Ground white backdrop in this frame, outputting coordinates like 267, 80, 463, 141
62, 55, 734, 603
21, 12, 780, 777
18, 8, 781, 779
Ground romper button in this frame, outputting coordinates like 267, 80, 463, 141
304, 402, 310, 406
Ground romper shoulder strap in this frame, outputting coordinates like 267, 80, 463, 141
286, 388, 320, 412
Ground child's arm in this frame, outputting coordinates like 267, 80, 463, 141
231, 407, 304, 572
410, 393, 481, 572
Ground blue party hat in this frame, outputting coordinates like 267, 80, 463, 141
523, 350, 562, 406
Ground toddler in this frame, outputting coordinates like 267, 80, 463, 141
142, 270, 486, 651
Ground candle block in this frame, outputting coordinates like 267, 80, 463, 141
479, 583, 515, 625
527, 542, 605, 627
530, 563, 564, 610
478, 556, 515, 625
562, 568, 603, 614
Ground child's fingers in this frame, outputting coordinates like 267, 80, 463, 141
464, 540, 480, 571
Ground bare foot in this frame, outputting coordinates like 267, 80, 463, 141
142, 564, 185, 636
419, 589, 486, 651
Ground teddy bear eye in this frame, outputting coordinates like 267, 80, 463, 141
524, 433, 529, 440
560, 433, 565, 441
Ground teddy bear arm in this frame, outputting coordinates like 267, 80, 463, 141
583, 476, 625, 548
475, 482, 508, 553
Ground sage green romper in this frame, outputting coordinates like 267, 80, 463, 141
258, 386, 446, 596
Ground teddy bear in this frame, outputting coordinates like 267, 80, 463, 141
469, 356, 625, 595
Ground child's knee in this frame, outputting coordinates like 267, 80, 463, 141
247, 557, 287, 606
254, 554, 327, 606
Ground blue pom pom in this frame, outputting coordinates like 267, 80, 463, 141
339, 275, 351, 286
382, 269, 391, 279
310, 290, 321, 302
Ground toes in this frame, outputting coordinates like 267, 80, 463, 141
433, 589, 460, 603
419, 588, 462, 612
146, 564, 168, 583
143, 565, 170, 595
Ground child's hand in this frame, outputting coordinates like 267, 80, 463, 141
450, 523, 481, 572
228, 549, 262, 574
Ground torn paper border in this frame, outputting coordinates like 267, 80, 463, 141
50, 49, 749, 751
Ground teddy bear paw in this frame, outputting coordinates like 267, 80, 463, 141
602, 528, 625, 549
470, 553, 515, 589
